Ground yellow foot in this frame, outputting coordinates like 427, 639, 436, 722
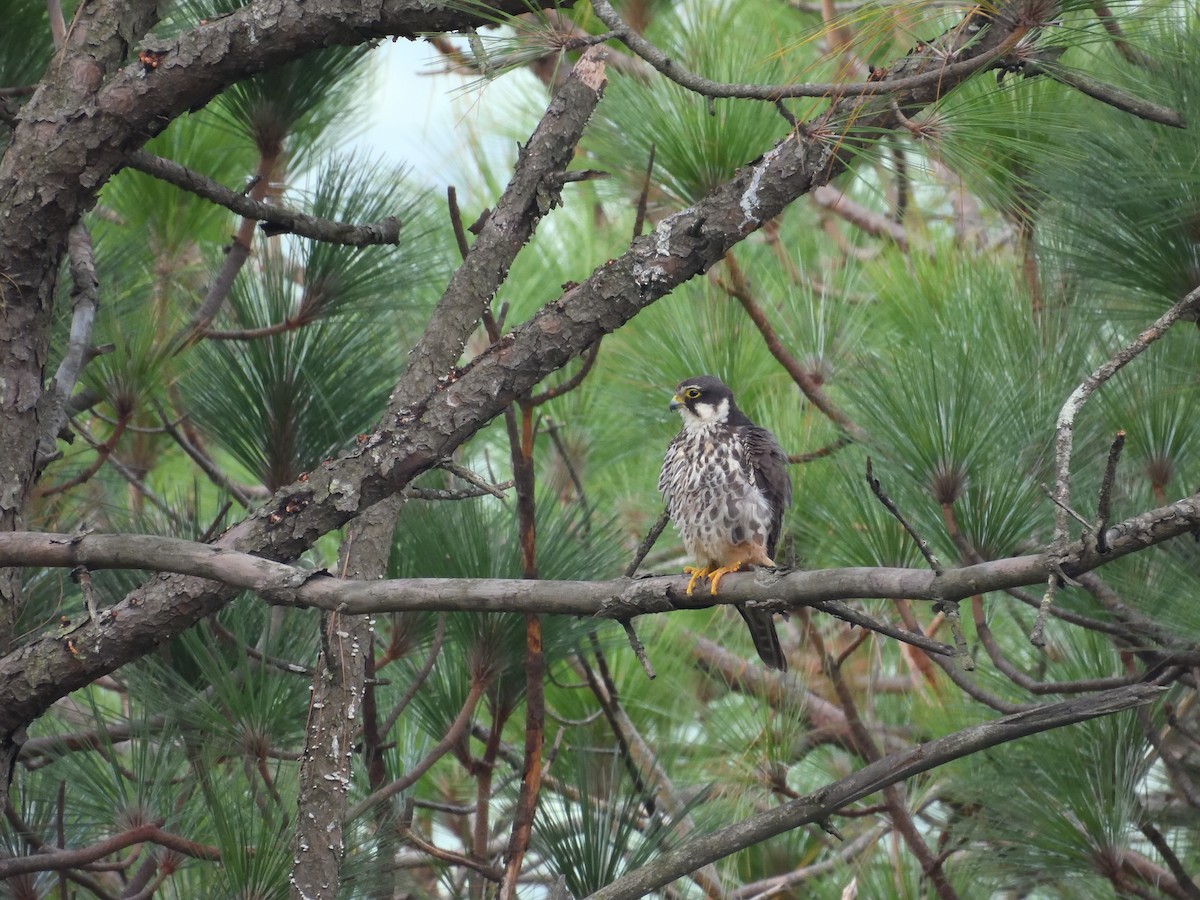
707, 562, 745, 594
683, 566, 712, 596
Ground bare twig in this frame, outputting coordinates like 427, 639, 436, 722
809, 599, 954, 658
1042, 286, 1200, 639
403, 824, 505, 881
405, 481, 515, 502
447, 185, 472, 259
865, 457, 943, 575
632, 143, 656, 239
812, 184, 909, 249
209, 618, 311, 676
345, 680, 487, 822
731, 824, 889, 900
379, 614, 447, 738
37, 411, 130, 497
156, 407, 257, 509
619, 619, 656, 680
1092, 2, 1153, 67
1030, 571, 1059, 649
1096, 430, 1126, 553
438, 460, 511, 500
541, 417, 593, 533
0, 823, 221, 878
789, 436, 851, 464
971, 597, 1139, 695
71, 422, 190, 532
722, 253, 867, 440
934, 600, 973, 671
527, 339, 601, 406
590, 0, 1013, 102
625, 508, 670, 577
127, 150, 404, 244
1019, 60, 1183, 128
1040, 481, 1094, 531
1138, 822, 1200, 899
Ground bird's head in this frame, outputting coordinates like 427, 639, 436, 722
670, 375, 734, 427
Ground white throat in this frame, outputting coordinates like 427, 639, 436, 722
680, 396, 730, 430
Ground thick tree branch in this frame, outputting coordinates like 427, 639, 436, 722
584, 683, 1167, 900
0, 0, 1048, 772
0, 489, 1196, 624
290, 497, 399, 899
35, 223, 99, 471
396, 46, 608, 404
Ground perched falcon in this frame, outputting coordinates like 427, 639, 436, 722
659, 376, 792, 671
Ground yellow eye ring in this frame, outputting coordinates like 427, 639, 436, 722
684, 387, 701, 399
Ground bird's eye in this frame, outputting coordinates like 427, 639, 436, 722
684, 387, 701, 400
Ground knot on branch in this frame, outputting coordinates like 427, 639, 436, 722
599, 579, 674, 619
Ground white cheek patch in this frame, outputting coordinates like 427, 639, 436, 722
681, 395, 730, 427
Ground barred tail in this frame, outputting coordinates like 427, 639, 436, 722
736, 604, 787, 672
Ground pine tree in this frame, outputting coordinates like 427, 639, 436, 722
1, 1, 1198, 897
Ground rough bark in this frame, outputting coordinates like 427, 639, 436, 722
0, 0, 1034, 783
2, 488, 1195, 623
289, 498, 401, 899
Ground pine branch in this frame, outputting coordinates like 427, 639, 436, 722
585, 683, 1167, 900
0, 489, 1196, 621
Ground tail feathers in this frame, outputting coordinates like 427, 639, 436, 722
736, 604, 787, 672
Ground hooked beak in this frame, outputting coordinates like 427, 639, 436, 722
669, 393, 683, 412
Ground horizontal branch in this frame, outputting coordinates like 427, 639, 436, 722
2, 490, 1196, 618
0, 0, 1054, 751
590, 0, 1009, 100
0, 823, 220, 878
585, 682, 1166, 899
126, 151, 403, 246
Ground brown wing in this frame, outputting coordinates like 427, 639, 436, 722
743, 425, 792, 559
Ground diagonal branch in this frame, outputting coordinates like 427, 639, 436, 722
395, 46, 608, 404
583, 683, 1166, 900
1020, 61, 1184, 128
0, 0, 1051, 771
36, 223, 99, 472
720, 253, 867, 440
1049, 285, 1200, 553
125, 151, 404, 246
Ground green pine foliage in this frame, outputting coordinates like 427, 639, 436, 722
8, 0, 1200, 896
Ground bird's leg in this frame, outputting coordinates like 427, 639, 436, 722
683, 566, 712, 596
707, 561, 744, 594
707, 544, 775, 594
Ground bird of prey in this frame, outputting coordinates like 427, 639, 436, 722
659, 375, 792, 671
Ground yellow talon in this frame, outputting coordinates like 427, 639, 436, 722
683, 566, 711, 596
707, 563, 743, 594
